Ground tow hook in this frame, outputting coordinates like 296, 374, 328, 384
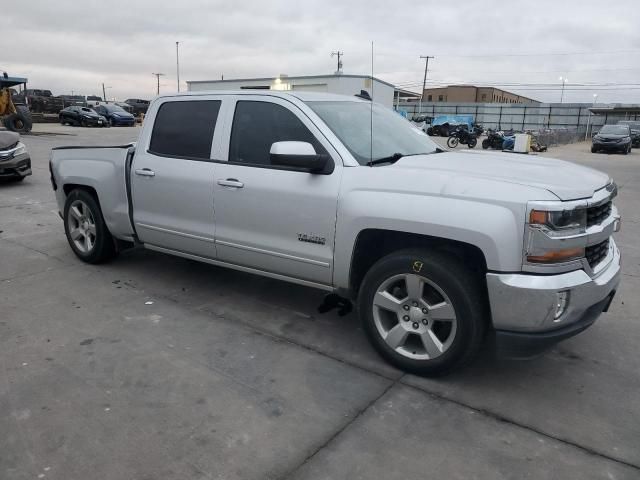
318, 293, 353, 316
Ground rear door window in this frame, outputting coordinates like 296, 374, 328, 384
149, 100, 221, 160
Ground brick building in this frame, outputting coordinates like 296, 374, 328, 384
422, 85, 539, 104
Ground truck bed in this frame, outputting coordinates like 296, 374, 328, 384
50, 144, 137, 240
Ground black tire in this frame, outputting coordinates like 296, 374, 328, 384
109, 118, 114, 127
447, 136, 459, 148
358, 249, 487, 376
60, 116, 66, 125
426, 127, 433, 136
482, 139, 490, 149
2, 105, 33, 133
468, 137, 478, 148
591, 146, 597, 153
63, 189, 116, 264
81, 119, 88, 128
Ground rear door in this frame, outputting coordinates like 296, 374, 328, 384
130, 96, 224, 258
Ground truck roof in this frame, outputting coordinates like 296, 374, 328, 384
156, 90, 369, 103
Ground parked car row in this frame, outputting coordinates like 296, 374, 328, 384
10, 88, 150, 117
59, 104, 136, 127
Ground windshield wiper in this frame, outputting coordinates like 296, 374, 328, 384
366, 152, 404, 166
366, 152, 434, 167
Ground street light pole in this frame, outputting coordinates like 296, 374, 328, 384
585, 93, 598, 140
559, 76, 568, 103
176, 41, 180, 92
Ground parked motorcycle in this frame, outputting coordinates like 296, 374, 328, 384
482, 129, 505, 150
447, 125, 477, 149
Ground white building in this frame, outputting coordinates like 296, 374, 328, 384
186, 74, 396, 108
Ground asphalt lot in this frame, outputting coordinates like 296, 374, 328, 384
2, 124, 639, 480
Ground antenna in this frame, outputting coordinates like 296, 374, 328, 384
331, 51, 343, 74
370, 41, 374, 165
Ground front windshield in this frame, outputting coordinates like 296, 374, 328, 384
105, 105, 127, 113
307, 101, 439, 165
600, 125, 629, 135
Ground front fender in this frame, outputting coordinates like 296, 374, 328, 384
332, 190, 524, 290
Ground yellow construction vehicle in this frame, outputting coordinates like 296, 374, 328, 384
0, 74, 33, 133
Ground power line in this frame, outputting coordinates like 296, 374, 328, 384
425, 49, 640, 58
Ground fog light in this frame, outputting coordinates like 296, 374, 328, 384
554, 291, 569, 321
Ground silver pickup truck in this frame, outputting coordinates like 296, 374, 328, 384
50, 91, 621, 375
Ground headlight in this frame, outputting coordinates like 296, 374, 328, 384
0, 142, 27, 160
13, 143, 27, 156
525, 207, 587, 265
529, 208, 587, 237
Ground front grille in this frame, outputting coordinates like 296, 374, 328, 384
587, 201, 612, 227
586, 239, 610, 269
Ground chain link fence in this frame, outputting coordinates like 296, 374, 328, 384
398, 102, 640, 144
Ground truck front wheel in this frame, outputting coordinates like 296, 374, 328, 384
358, 249, 486, 376
63, 189, 116, 263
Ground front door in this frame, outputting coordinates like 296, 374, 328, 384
130, 97, 223, 258
212, 97, 343, 286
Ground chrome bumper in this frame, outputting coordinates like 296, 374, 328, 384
487, 239, 621, 333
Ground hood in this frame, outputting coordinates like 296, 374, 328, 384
594, 133, 628, 140
0, 131, 20, 150
393, 151, 609, 201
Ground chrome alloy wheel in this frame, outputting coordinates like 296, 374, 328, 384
67, 200, 97, 254
372, 273, 458, 360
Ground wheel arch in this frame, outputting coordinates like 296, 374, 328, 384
346, 229, 488, 299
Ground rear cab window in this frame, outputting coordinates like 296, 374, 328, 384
149, 100, 221, 160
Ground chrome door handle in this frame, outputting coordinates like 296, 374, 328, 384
217, 178, 244, 188
135, 168, 155, 177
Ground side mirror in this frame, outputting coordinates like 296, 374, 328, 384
270, 141, 329, 173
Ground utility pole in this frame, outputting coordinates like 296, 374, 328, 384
418, 55, 434, 115
152, 73, 165, 95
176, 42, 180, 92
102, 83, 106, 101
331, 51, 343, 74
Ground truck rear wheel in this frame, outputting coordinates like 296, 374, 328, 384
63, 189, 116, 264
357, 249, 486, 376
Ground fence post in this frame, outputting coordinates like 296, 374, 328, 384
522, 106, 526, 130
498, 106, 503, 130
576, 107, 581, 129
547, 105, 552, 128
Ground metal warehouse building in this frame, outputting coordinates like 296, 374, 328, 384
186, 74, 395, 108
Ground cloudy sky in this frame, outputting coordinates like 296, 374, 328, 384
4, 0, 640, 103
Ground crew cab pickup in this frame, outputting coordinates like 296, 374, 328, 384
49, 91, 622, 375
